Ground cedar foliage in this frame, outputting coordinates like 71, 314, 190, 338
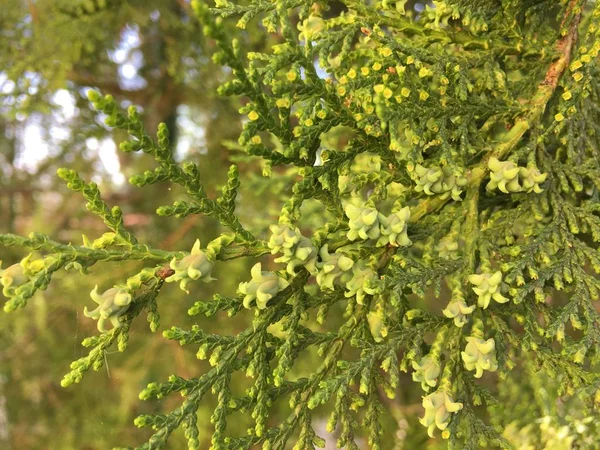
2, 0, 600, 448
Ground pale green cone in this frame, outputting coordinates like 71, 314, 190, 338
239, 263, 289, 309
268, 224, 300, 254
85, 286, 133, 332
487, 157, 522, 193
166, 239, 215, 293
519, 167, 547, 193
442, 298, 476, 327
269, 224, 317, 274
412, 356, 441, 391
419, 390, 463, 437
344, 203, 381, 241
461, 337, 498, 378
280, 238, 318, 274
344, 263, 379, 305
488, 158, 547, 194
443, 166, 468, 201
412, 164, 466, 201
315, 245, 354, 290
377, 207, 412, 247
413, 164, 442, 196
468, 271, 509, 308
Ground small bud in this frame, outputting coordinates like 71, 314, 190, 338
86, 89, 101, 103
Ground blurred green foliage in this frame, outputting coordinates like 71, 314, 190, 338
0, 1, 277, 448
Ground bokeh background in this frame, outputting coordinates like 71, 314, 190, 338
0, 1, 280, 448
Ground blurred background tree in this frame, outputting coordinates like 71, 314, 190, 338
0, 1, 277, 448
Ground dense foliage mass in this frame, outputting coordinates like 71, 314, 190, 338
2, 0, 600, 448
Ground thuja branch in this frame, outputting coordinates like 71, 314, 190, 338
87, 90, 259, 244
0, 233, 178, 263
57, 168, 138, 245
411, 6, 582, 222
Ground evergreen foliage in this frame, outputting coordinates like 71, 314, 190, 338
2, 0, 600, 448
